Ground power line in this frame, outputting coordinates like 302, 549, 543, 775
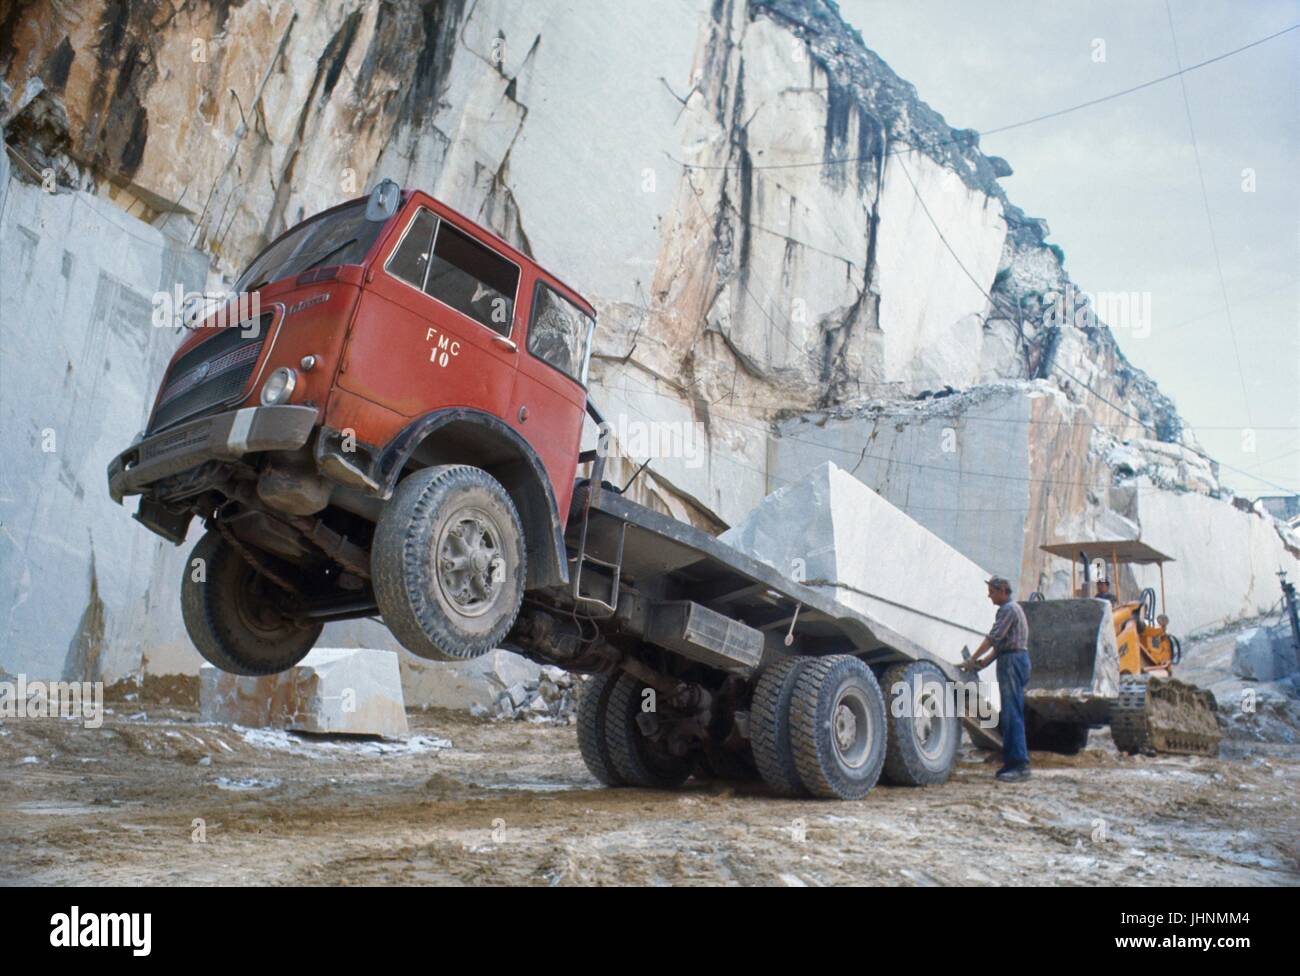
1160, 278, 1298, 334
1164, 0, 1254, 428
981, 20, 1298, 137
670, 22, 1299, 173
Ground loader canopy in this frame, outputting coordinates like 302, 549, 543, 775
1039, 540, 1173, 565
1040, 539, 1172, 606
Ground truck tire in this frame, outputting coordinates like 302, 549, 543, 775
750, 657, 810, 797
181, 530, 321, 676
789, 655, 887, 800
603, 673, 693, 789
879, 661, 959, 786
576, 673, 624, 786
372, 465, 526, 661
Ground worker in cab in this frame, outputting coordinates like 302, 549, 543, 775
960, 576, 1032, 783
1095, 579, 1118, 605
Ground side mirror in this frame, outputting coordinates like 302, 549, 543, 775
365, 178, 401, 222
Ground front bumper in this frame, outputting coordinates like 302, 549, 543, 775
107, 405, 319, 505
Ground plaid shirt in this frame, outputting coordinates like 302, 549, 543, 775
987, 600, 1029, 654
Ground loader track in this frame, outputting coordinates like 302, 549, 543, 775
1110, 676, 1221, 756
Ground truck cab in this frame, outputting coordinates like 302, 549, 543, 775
110, 181, 596, 675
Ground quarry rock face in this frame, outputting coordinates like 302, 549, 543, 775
1, 0, 1296, 695
199, 648, 408, 737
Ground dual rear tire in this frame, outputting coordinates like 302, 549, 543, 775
749, 655, 958, 799
879, 660, 960, 786
576, 673, 693, 789
751, 654, 889, 800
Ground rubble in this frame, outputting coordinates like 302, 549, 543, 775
199, 648, 408, 738
486, 666, 579, 724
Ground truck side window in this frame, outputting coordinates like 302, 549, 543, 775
425, 221, 519, 335
528, 283, 595, 385
385, 209, 436, 288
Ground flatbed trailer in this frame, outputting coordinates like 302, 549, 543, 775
505, 435, 996, 799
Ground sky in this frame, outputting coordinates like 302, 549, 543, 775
840, 0, 1300, 498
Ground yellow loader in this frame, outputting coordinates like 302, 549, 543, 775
1019, 540, 1221, 756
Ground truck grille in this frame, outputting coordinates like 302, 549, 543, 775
148, 314, 273, 433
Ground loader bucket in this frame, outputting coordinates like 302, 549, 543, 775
1021, 598, 1120, 725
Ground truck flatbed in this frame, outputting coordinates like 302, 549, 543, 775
562, 480, 967, 682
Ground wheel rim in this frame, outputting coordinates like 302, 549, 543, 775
913, 681, 946, 760
435, 506, 507, 618
233, 565, 300, 638
832, 686, 873, 769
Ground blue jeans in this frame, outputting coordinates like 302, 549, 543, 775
996, 650, 1031, 768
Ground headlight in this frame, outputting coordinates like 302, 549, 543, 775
260, 367, 297, 405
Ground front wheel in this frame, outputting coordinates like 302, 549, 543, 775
372, 465, 526, 661
180, 530, 321, 676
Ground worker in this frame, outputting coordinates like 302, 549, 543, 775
1095, 579, 1118, 605
960, 576, 1032, 783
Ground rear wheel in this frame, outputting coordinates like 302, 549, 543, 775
789, 655, 887, 800
576, 673, 623, 786
603, 673, 693, 788
181, 530, 321, 676
372, 465, 525, 661
880, 661, 959, 786
750, 657, 810, 797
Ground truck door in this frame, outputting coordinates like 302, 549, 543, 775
510, 280, 595, 525
340, 205, 520, 420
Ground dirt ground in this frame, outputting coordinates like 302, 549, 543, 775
2, 688, 1297, 886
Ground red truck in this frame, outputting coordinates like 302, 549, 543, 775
108, 182, 970, 799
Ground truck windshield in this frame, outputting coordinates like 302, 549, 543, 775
234, 201, 388, 292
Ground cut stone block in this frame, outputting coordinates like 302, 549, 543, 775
1232, 624, 1299, 682
200, 647, 408, 737
721, 461, 1000, 709
400, 649, 541, 711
